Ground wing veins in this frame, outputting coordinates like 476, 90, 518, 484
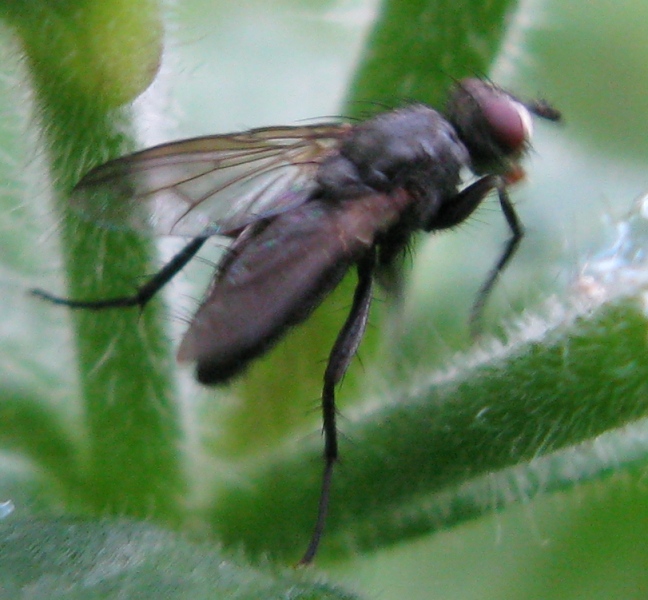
72, 124, 347, 236
168, 151, 317, 230
120, 138, 323, 201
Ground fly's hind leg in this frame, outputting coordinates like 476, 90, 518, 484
31, 236, 208, 310
299, 248, 376, 565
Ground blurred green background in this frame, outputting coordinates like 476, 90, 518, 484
2, 0, 648, 598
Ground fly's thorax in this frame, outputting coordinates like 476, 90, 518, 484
315, 154, 375, 199
343, 104, 469, 192
317, 103, 470, 202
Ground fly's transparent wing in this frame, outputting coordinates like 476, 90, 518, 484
72, 124, 349, 236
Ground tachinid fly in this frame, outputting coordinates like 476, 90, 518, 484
33, 78, 561, 564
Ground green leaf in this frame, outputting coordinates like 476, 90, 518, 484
210, 289, 648, 560
0, 518, 359, 599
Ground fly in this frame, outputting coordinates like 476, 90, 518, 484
32, 78, 561, 564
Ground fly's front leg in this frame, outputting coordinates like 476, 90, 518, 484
428, 174, 498, 231
299, 248, 376, 565
31, 236, 209, 310
428, 175, 524, 334
469, 180, 523, 335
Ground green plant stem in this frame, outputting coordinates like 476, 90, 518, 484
347, 0, 514, 109
4, 2, 186, 523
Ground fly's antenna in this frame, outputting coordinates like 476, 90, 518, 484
524, 98, 562, 122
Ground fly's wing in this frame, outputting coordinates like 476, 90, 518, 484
72, 124, 348, 236
176, 194, 403, 384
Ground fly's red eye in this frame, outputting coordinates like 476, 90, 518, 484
480, 95, 533, 154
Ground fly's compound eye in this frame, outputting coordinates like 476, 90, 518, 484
478, 95, 533, 155
445, 78, 541, 169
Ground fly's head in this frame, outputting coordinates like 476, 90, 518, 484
445, 78, 561, 177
